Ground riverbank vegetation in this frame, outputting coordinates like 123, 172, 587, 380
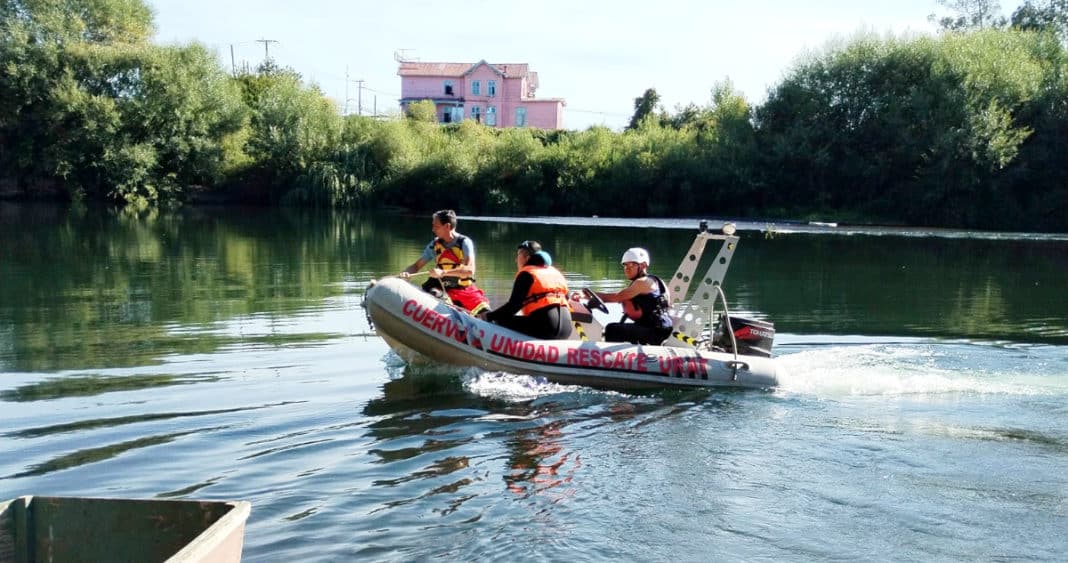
3, 0, 1067, 230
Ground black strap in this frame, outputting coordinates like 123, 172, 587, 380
521, 290, 565, 306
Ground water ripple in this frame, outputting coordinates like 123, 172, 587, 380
6, 402, 295, 438
6, 428, 217, 479
0, 373, 224, 402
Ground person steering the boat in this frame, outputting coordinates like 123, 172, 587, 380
596, 247, 673, 345
399, 209, 490, 315
483, 240, 573, 340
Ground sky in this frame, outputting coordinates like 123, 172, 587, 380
146, 0, 1027, 131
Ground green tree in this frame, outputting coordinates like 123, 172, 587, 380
405, 99, 437, 123
0, 0, 246, 205
1, 0, 155, 44
1011, 0, 1068, 43
123, 44, 248, 198
931, 0, 1007, 30
235, 63, 342, 202
698, 81, 758, 212
0, 0, 143, 197
627, 88, 661, 130
755, 30, 1053, 228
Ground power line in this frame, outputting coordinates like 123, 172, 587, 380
363, 86, 399, 97
567, 108, 630, 117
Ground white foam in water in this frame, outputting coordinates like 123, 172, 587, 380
390, 343, 1064, 400
462, 370, 590, 401
774, 343, 1054, 397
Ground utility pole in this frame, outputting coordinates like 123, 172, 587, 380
355, 79, 364, 116
346, 78, 364, 116
256, 38, 279, 60
230, 44, 236, 76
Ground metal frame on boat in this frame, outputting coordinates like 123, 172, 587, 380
365, 222, 781, 390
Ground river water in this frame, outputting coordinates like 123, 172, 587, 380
1, 204, 1066, 561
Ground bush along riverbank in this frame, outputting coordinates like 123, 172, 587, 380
3, 1, 1067, 231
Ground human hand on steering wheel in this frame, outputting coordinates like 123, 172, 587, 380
582, 288, 609, 314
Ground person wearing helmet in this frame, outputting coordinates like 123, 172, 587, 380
399, 209, 490, 315
595, 247, 673, 345
483, 240, 573, 339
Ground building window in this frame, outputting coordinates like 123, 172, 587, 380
516, 107, 527, 127
441, 106, 462, 123
444, 80, 453, 95
471, 106, 482, 123
471, 81, 480, 96
487, 80, 497, 97
486, 106, 497, 126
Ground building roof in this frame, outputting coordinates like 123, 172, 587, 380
397, 60, 530, 78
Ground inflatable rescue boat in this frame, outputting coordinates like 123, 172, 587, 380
364, 223, 783, 390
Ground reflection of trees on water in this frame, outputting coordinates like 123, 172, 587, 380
0, 205, 406, 372
1, 373, 217, 402
740, 236, 1068, 344
504, 421, 581, 498
7, 430, 200, 478
4, 203, 1067, 375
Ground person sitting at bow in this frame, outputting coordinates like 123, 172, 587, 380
596, 247, 673, 345
400, 209, 490, 315
484, 240, 573, 340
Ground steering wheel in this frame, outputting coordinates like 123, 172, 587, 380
582, 288, 609, 314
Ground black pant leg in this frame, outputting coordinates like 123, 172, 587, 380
605, 322, 670, 345
496, 306, 572, 340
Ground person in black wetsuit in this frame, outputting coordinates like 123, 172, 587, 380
484, 241, 573, 340
596, 247, 673, 345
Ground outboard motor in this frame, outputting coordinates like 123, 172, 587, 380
713, 314, 775, 357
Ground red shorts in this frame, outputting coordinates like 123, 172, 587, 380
447, 285, 490, 315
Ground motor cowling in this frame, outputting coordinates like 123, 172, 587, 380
713, 314, 775, 357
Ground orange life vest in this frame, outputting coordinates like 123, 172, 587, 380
518, 265, 569, 315
433, 236, 473, 289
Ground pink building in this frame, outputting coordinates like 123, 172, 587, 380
398, 59, 565, 129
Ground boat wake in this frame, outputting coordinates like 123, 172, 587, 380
773, 340, 1066, 397
462, 371, 628, 402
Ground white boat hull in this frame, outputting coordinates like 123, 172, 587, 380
365, 278, 781, 390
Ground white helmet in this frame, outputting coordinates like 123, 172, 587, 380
620, 247, 650, 265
